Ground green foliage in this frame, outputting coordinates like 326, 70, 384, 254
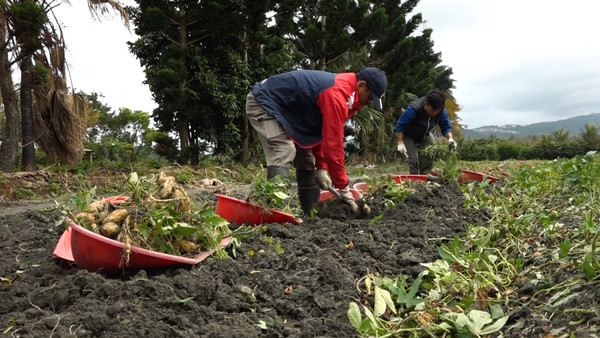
46, 178, 64, 197
350, 154, 600, 336
149, 131, 179, 162
579, 123, 600, 152
129, 0, 262, 164
63, 173, 232, 257
421, 142, 461, 184
496, 140, 521, 160
12, 184, 39, 199
29, 64, 50, 87
350, 266, 510, 336
9, 2, 49, 37
60, 187, 97, 227
248, 174, 298, 215
364, 176, 415, 207
83, 95, 160, 164
459, 127, 599, 161
126, 0, 455, 164
174, 170, 194, 185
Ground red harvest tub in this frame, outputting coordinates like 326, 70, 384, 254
352, 182, 373, 192
319, 188, 363, 202
53, 195, 231, 273
215, 194, 301, 225
390, 174, 429, 183
458, 170, 498, 183
68, 222, 230, 273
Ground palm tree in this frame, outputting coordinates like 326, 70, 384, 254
0, 0, 129, 172
551, 129, 570, 143
0, 5, 22, 172
579, 123, 600, 152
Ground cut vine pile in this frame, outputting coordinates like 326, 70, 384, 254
65, 171, 231, 258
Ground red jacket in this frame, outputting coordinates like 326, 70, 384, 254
252, 71, 362, 188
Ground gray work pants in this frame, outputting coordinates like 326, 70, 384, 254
404, 133, 436, 175
245, 92, 315, 170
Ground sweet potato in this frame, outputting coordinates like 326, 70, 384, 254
75, 212, 96, 224
103, 209, 129, 225
172, 188, 191, 212
176, 240, 199, 253
158, 178, 175, 198
88, 200, 106, 213
100, 222, 120, 238
157, 171, 171, 185
98, 210, 109, 220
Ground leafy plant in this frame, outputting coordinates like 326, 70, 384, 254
349, 266, 510, 337
62, 172, 233, 257
248, 174, 299, 215
422, 142, 461, 184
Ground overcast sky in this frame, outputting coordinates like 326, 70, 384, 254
54, 0, 156, 114
55, 1, 600, 129
414, 0, 600, 128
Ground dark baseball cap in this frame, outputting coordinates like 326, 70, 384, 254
359, 67, 387, 111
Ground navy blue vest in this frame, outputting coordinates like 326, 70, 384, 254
404, 97, 442, 142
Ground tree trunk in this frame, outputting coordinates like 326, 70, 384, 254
241, 28, 249, 164
20, 56, 37, 171
0, 42, 20, 172
176, 1, 190, 165
178, 114, 190, 165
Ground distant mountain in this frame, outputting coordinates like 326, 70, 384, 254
462, 113, 600, 139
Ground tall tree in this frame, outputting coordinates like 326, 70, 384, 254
130, 0, 292, 164
7, 0, 50, 170
272, 0, 365, 70
129, 0, 460, 164
0, 5, 20, 172
130, 0, 211, 164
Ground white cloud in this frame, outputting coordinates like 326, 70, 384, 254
53, 1, 600, 129
415, 0, 600, 127
54, 0, 156, 113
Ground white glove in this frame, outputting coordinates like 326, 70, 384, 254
448, 138, 457, 151
339, 186, 359, 213
397, 142, 408, 158
316, 169, 332, 190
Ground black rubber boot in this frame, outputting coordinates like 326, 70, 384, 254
267, 166, 289, 180
296, 170, 320, 215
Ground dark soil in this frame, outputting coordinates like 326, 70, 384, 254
0, 179, 519, 337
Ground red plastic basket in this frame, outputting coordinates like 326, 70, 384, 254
319, 188, 363, 202
53, 195, 128, 262
352, 182, 372, 192
390, 174, 429, 183
215, 194, 301, 225
69, 222, 230, 273
53, 195, 231, 273
458, 170, 498, 183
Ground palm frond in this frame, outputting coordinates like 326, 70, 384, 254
350, 107, 384, 141
87, 0, 130, 30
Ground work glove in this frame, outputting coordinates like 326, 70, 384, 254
340, 186, 359, 213
397, 142, 408, 158
448, 138, 457, 151
316, 169, 333, 190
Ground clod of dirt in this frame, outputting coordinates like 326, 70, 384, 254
316, 198, 371, 219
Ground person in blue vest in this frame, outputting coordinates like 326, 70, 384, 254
395, 89, 456, 175
246, 67, 387, 215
